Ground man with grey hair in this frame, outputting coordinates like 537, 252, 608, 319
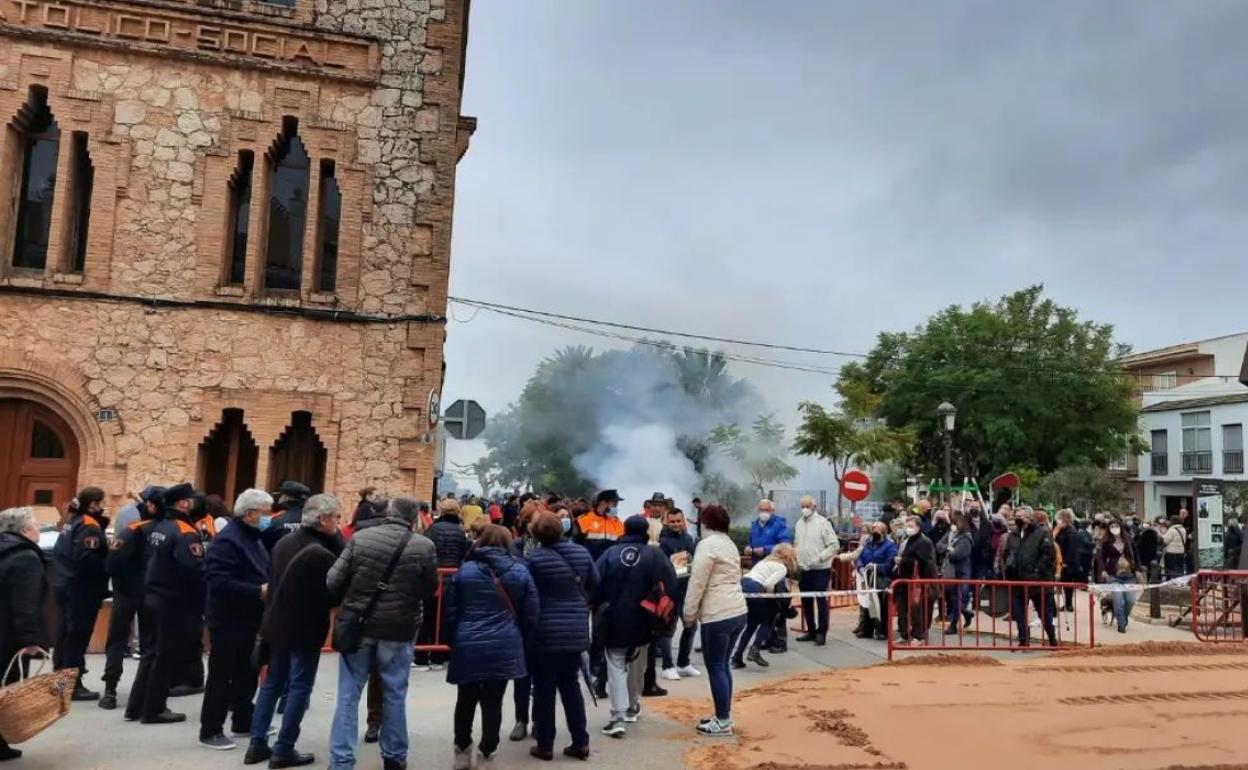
328, 495, 438, 770
247, 493, 343, 768
198, 488, 272, 751
0, 507, 47, 761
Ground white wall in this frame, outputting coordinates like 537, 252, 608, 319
1138, 399, 1248, 518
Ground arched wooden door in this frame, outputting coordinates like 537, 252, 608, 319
0, 399, 80, 523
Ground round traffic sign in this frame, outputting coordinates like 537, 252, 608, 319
840, 469, 871, 502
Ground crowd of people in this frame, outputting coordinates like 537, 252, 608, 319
2, 481, 1245, 767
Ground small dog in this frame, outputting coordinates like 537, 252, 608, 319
1100, 596, 1114, 626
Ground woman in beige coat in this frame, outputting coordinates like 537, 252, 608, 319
681, 504, 747, 737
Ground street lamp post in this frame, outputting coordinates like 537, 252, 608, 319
937, 401, 957, 503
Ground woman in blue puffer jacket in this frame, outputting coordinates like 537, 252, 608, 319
523, 511, 599, 761
446, 525, 539, 770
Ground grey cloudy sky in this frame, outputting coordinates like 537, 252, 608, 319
442, 0, 1248, 486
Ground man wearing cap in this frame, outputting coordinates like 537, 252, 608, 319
128, 482, 206, 724
101, 486, 165, 710
51, 486, 111, 701
262, 481, 312, 552
575, 491, 625, 562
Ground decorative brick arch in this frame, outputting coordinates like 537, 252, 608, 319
0, 349, 121, 485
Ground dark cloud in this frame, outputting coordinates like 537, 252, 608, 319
443, 1, 1248, 481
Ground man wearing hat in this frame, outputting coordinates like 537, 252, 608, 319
262, 481, 312, 552
100, 486, 165, 710
127, 482, 206, 724
51, 486, 111, 700
575, 490, 625, 562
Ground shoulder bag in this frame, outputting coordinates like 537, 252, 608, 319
332, 530, 414, 654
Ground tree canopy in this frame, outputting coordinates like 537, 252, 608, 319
837, 286, 1141, 482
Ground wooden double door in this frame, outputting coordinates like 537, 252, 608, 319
0, 399, 80, 524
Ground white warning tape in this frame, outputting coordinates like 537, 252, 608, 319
743, 573, 1200, 600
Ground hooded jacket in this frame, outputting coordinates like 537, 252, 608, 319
793, 511, 840, 571
446, 547, 539, 684
525, 540, 598, 654
0, 532, 48, 665
327, 517, 439, 642
593, 534, 679, 649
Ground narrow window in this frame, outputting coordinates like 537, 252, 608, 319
315, 159, 341, 293
65, 131, 93, 273
225, 150, 254, 285
264, 117, 309, 291
11, 86, 60, 270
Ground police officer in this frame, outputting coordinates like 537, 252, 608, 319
168, 494, 221, 697
52, 486, 110, 701
127, 483, 205, 725
261, 481, 311, 552
101, 486, 165, 711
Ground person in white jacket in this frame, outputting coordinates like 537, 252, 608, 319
792, 497, 840, 646
732, 543, 797, 669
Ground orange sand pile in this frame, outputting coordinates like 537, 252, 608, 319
655, 651, 1248, 770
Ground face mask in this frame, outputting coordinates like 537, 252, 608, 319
950, 524, 959, 533
871, 532, 883, 543
801, 507, 814, 518
758, 512, 772, 523
608, 505, 619, 518
905, 526, 919, 537
258, 515, 273, 531
561, 518, 571, 534
1110, 526, 1121, 536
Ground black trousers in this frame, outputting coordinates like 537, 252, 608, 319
53, 586, 101, 679
531, 652, 588, 753
513, 674, 531, 724
103, 593, 150, 687
199, 628, 259, 738
455, 680, 508, 756
1012, 586, 1057, 646
413, 596, 447, 665
127, 597, 200, 720
799, 569, 831, 635
177, 614, 206, 688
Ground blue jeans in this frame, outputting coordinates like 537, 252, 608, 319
700, 614, 746, 721
251, 647, 319, 757
330, 639, 414, 769
1111, 576, 1137, 631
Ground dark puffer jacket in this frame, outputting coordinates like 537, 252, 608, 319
426, 513, 470, 568
0, 532, 47, 672
525, 540, 598, 653
446, 547, 539, 684
592, 535, 678, 650
327, 517, 439, 642
1013, 525, 1056, 581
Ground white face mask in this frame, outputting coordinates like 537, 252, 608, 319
905, 526, 919, 537
758, 512, 772, 524
800, 507, 814, 518
1110, 526, 1121, 536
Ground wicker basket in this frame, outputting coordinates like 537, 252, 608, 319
0, 651, 76, 745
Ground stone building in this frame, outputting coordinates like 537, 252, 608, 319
0, 0, 474, 517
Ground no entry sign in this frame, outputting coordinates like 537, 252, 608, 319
841, 469, 871, 502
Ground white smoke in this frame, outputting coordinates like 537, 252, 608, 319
573, 423, 700, 516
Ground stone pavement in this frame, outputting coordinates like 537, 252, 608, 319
15, 598, 1200, 769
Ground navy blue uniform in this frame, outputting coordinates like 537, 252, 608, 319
103, 518, 158, 689
51, 513, 109, 678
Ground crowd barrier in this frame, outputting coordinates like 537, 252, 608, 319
1191, 570, 1248, 642
413, 567, 458, 653
886, 578, 1096, 661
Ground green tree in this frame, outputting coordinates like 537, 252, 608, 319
708, 415, 799, 500
838, 285, 1143, 481
1033, 464, 1129, 516
792, 396, 913, 516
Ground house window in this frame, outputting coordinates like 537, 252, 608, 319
1153, 371, 1178, 390
224, 150, 254, 285
10, 86, 60, 271
264, 117, 309, 291
1150, 429, 1168, 475
64, 131, 93, 273
315, 159, 341, 293
1181, 411, 1212, 474
1223, 424, 1243, 474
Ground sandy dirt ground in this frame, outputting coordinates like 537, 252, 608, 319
653, 642, 1248, 770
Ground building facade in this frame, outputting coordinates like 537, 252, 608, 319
0, 0, 473, 518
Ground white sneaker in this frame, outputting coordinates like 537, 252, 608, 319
412, 663, 432, 672
661, 667, 681, 681
696, 717, 734, 737
623, 704, 641, 723
430, 662, 445, 671
601, 719, 626, 738
453, 745, 472, 769
477, 752, 496, 770
676, 665, 702, 678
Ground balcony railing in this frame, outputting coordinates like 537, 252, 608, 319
1181, 451, 1213, 475
1151, 452, 1168, 476
1224, 450, 1244, 475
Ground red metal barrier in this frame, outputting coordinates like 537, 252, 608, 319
1191, 570, 1248, 642
886, 578, 1096, 661
413, 567, 458, 653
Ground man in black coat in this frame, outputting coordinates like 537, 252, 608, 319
247, 494, 342, 768
261, 481, 312, 552
965, 502, 994, 579
100, 486, 164, 709
0, 507, 48, 762
1224, 515, 1243, 570
895, 516, 937, 644
51, 486, 110, 700
592, 516, 677, 737
415, 503, 469, 669
198, 489, 272, 750
127, 483, 206, 725
1010, 508, 1058, 647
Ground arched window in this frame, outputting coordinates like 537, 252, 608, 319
30, 420, 66, 459
264, 117, 309, 291
197, 408, 259, 503
315, 159, 341, 293
65, 131, 93, 273
9, 86, 60, 270
224, 150, 254, 286
268, 411, 326, 493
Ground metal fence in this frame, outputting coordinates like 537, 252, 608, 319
1190, 570, 1248, 642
